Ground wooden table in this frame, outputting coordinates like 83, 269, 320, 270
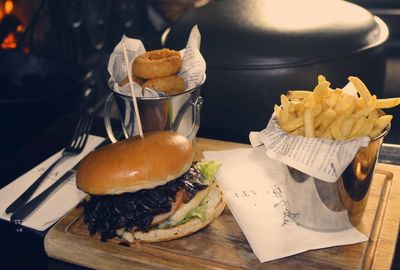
45, 137, 400, 270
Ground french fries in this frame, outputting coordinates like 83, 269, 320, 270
274, 76, 400, 140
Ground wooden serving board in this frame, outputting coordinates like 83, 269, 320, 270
45, 138, 400, 270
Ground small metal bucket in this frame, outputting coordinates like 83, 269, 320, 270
104, 86, 203, 142
285, 127, 389, 232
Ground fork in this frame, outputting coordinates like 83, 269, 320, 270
5, 115, 93, 214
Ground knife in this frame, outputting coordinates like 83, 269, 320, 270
10, 136, 118, 225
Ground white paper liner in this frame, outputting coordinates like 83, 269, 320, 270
107, 25, 206, 97
249, 115, 370, 183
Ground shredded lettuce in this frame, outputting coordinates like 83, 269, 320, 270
158, 161, 221, 229
159, 198, 208, 229
196, 160, 221, 185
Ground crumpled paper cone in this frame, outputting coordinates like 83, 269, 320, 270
107, 25, 206, 98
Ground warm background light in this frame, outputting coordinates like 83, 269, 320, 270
4, 0, 13, 14
0, 2, 4, 20
0, 0, 22, 50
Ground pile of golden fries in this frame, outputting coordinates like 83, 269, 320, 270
274, 75, 400, 140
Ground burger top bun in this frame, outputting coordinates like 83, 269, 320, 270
76, 131, 194, 195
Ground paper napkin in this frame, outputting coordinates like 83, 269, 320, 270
0, 135, 105, 231
203, 147, 368, 263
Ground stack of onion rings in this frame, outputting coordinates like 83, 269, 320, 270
141, 76, 185, 95
133, 49, 182, 79
119, 74, 145, 87
131, 49, 186, 95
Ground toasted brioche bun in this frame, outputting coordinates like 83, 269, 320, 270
76, 131, 194, 195
130, 182, 225, 242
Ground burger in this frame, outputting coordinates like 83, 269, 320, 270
76, 130, 225, 242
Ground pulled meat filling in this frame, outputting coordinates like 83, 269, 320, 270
83, 164, 208, 241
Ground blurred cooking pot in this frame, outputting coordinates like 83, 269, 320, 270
164, 0, 389, 143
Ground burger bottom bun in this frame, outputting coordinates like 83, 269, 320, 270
132, 182, 226, 242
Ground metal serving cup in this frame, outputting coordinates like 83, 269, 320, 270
285, 126, 389, 232
104, 86, 203, 143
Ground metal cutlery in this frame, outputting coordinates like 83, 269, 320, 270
10, 166, 78, 225
10, 134, 120, 225
5, 115, 93, 214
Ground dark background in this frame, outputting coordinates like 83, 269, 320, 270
1, 0, 400, 161
0, 0, 399, 269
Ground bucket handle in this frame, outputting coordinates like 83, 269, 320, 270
104, 93, 203, 142
172, 96, 203, 140
104, 93, 129, 143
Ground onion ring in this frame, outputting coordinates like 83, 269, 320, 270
119, 74, 145, 87
141, 76, 186, 95
132, 49, 182, 79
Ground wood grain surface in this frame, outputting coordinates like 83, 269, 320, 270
44, 138, 400, 270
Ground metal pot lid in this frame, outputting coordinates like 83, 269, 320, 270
165, 0, 389, 69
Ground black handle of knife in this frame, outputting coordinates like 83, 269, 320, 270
10, 135, 119, 225
10, 170, 76, 224
5, 156, 66, 214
